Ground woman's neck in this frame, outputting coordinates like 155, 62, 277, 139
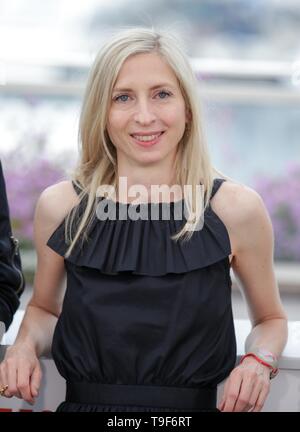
115, 166, 181, 203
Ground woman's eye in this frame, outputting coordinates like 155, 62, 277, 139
114, 94, 129, 102
113, 91, 171, 103
157, 91, 171, 99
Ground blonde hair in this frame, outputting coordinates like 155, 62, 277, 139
65, 26, 230, 257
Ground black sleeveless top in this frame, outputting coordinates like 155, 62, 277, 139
46, 178, 236, 412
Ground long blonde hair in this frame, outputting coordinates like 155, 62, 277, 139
65, 26, 229, 258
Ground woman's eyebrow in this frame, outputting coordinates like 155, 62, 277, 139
112, 83, 177, 93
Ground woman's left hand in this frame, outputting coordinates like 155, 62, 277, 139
218, 356, 271, 412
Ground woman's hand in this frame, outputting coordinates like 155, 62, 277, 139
0, 343, 42, 405
218, 356, 271, 412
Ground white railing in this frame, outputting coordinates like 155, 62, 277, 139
1, 57, 300, 102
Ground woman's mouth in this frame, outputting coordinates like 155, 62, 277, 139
130, 131, 165, 147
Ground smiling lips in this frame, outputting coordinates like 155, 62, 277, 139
130, 131, 165, 147
131, 131, 164, 140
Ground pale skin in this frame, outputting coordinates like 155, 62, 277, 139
0, 52, 288, 411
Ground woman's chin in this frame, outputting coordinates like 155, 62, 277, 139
134, 153, 164, 165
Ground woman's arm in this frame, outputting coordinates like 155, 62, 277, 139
231, 187, 288, 356
0, 181, 79, 404
212, 183, 288, 412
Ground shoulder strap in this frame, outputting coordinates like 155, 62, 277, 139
71, 180, 83, 196
210, 178, 226, 200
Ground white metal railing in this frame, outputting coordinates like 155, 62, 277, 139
1, 57, 300, 103
0, 54, 297, 79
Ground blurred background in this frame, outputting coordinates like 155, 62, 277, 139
0, 0, 299, 319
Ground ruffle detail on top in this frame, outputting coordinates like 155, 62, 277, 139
46, 180, 231, 276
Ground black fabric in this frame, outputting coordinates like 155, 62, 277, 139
47, 178, 236, 412
0, 160, 25, 330
47, 182, 232, 276
64, 382, 217, 411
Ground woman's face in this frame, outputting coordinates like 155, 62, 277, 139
106, 52, 189, 167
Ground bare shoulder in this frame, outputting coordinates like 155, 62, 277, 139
35, 180, 80, 229
210, 179, 269, 254
211, 179, 265, 223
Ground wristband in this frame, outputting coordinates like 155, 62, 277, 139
240, 347, 279, 379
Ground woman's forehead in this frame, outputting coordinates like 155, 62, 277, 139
114, 53, 178, 86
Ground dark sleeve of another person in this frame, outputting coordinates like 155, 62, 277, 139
0, 160, 25, 331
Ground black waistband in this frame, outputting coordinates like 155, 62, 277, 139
66, 382, 217, 411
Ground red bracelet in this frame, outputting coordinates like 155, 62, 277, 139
240, 353, 279, 379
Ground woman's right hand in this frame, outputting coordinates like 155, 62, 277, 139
0, 343, 42, 405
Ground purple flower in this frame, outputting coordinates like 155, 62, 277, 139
3, 151, 68, 246
254, 163, 300, 262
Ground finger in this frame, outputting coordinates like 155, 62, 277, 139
252, 383, 270, 412
218, 399, 225, 411
17, 365, 35, 404
247, 380, 264, 411
6, 359, 24, 399
222, 373, 243, 412
233, 373, 256, 412
218, 379, 229, 410
0, 361, 12, 398
30, 363, 42, 398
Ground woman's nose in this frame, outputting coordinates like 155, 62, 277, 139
133, 100, 157, 125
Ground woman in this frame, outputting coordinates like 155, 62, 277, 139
0, 27, 287, 412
